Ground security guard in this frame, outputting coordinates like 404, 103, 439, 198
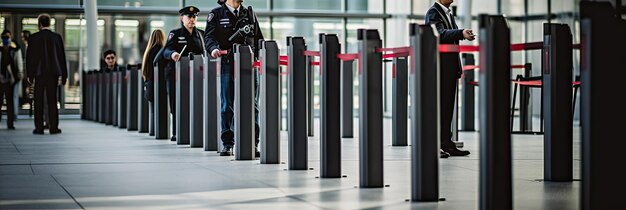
162, 5, 206, 142
204, 0, 264, 156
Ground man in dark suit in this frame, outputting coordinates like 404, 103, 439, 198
426, 0, 473, 157
26, 14, 67, 135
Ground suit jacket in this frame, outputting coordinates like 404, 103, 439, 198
425, 3, 464, 78
26, 29, 67, 82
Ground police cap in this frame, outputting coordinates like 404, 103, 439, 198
179, 6, 200, 16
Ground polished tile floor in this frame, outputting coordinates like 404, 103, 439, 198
0, 116, 580, 209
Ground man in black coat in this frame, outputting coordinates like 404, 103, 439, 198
26, 14, 67, 134
426, 0, 473, 157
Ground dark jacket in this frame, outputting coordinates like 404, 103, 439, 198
425, 3, 464, 78
204, 3, 264, 63
25, 29, 67, 83
143, 44, 162, 82
161, 27, 205, 80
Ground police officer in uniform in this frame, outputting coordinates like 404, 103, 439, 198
204, 0, 264, 156
161, 5, 206, 142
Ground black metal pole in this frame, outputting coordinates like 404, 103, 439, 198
189, 54, 204, 148
175, 56, 191, 145
478, 15, 512, 210
154, 62, 169, 139
543, 23, 573, 182
341, 60, 354, 138
234, 44, 255, 160
320, 33, 342, 178
287, 36, 308, 170
392, 56, 408, 146
409, 23, 440, 201
358, 29, 384, 188
260, 40, 280, 164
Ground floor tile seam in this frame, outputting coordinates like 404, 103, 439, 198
50, 174, 86, 210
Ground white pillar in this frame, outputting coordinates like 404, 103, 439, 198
85, 0, 100, 71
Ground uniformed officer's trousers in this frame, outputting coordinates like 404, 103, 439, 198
220, 62, 260, 147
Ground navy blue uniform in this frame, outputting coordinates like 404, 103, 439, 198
162, 27, 205, 138
204, 3, 264, 148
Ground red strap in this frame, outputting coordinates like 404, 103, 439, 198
510, 42, 543, 51
511, 65, 526, 69
513, 80, 543, 86
337, 53, 359, 61
280, 60, 289, 66
376, 46, 411, 54
311, 61, 320, 66
303, 50, 320, 56
439, 44, 480, 53
280, 55, 288, 60
382, 52, 409, 59
463, 65, 480, 71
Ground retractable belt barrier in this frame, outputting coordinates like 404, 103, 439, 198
478, 15, 512, 210
319, 33, 342, 178
112, 70, 119, 126
233, 44, 256, 160
154, 61, 169, 139
176, 56, 191, 145
287, 36, 308, 170
259, 40, 281, 164
127, 64, 139, 131
189, 54, 204, 148
203, 52, 223, 151
117, 69, 128, 129
409, 24, 440, 201
135, 64, 149, 133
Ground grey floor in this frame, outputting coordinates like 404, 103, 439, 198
0, 116, 580, 210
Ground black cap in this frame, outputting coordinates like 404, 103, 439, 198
179, 6, 200, 16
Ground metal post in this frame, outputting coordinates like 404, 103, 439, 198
320, 34, 342, 178
307, 55, 315, 137
138, 64, 149, 133
105, 71, 112, 125
287, 36, 308, 170
478, 15, 512, 210
519, 63, 533, 132
234, 44, 255, 160
580, 2, 626, 209
190, 54, 204, 148
461, 54, 475, 131
112, 71, 118, 126
260, 40, 280, 164
127, 65, 139, 131
176, 56, 191, 145
155, 62, 169, 139
81, 71, 87, 119
358, 29, 384, 188
203, 55, 219, 151
118, 69, 128, 128
409, 23, 440, 201
392, 56, 408, 146
543, 23, 573, 182
341, 60, 354, 138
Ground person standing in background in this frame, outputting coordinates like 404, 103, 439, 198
0, 30, 23, 129
26, 14, 68, 135
426, 0, 473, 158
141, 29, 165, 135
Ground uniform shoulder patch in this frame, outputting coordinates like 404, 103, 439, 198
207, 13, 215, 22
168, 32, 174, 41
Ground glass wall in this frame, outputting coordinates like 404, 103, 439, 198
0, 0, 585, 117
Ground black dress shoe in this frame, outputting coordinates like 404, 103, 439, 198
440, 149, 450, 158
220, 146, 233, 156
33, 129, 44, 134
443, 146, 470, 156
255, 150, 260, 158
170, 136, 176, 142
50, 129, 62, 134
8, 126, 15, 130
